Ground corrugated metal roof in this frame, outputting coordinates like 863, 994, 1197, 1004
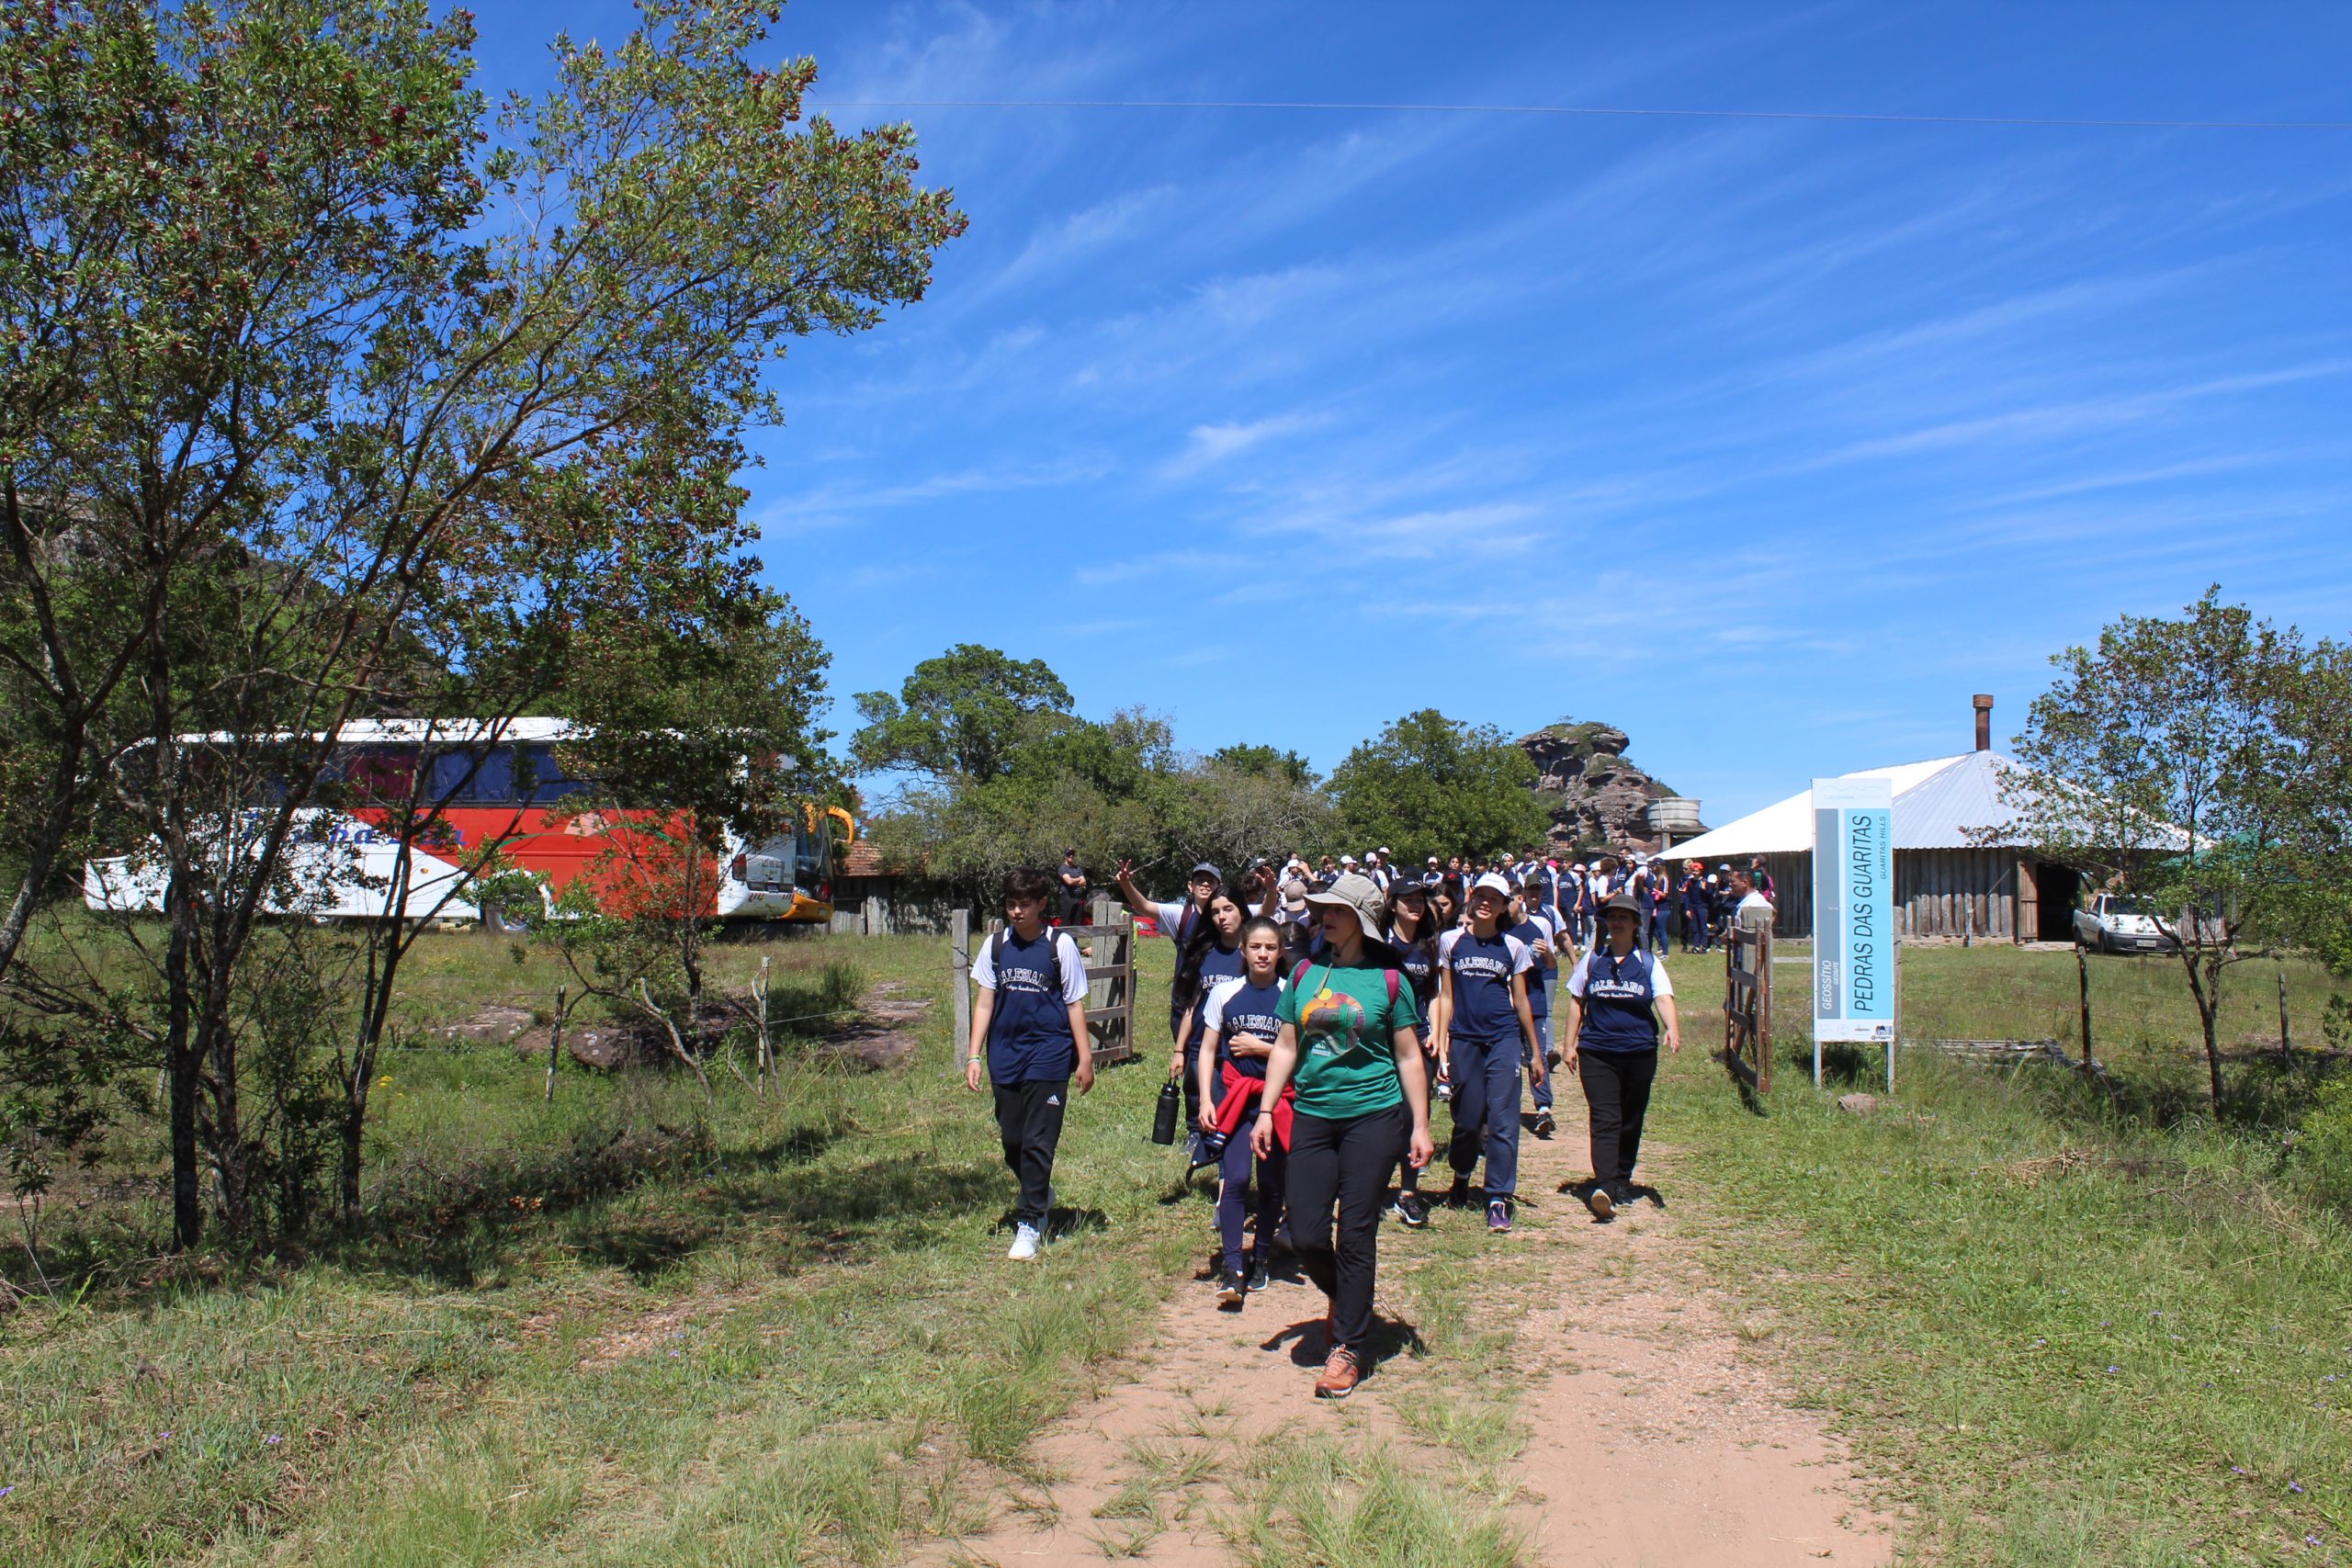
1661, 753, 1982, 862
1893, 750, 2028, 849
1660, 749, 2189, 862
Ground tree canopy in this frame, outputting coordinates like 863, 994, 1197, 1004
2002, 587, 2350, 1108
856, 648, 1333, 898
851, 644, 1074, 784
0, 0, 961, 1247
1328, 710, 1552, 863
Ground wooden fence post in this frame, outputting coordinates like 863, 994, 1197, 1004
950, 908, 972, 1076
545, 985, 566, 1103
2278, 959, 2292, 1061
2076, 944, 2095, 1076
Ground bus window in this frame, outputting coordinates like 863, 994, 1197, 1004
517, 743, 591, 803
341, 746, 418, 804
427, 746, 516, 806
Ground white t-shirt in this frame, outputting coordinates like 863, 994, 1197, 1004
1736, 890, 1775, 928
1148, 898, 1190, 941
969, 930, 1090, 1004
1436, 927, 1536, 973
1200, 975, 1287, 1040
1565, 947, 1675, 1000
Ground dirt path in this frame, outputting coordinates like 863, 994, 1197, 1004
920, 1114, 1894, 1567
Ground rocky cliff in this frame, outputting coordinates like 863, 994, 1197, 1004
1517, 720, 1690, 852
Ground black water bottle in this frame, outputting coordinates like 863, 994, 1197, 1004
1151, 1080, 1181, 1145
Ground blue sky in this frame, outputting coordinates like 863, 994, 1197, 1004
479, 3, 2352, 824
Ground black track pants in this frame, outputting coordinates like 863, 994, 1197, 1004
1286, 1102, 1408, 1355
991, 1077, 1069, 1224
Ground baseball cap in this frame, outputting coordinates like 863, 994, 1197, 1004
1190, 862, 1224, 883
1471, 873, 1513, 898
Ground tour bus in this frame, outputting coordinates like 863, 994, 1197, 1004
81, 717, 854, 927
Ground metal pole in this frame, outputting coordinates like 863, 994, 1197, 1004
1887, 932, 1900, 1094
756, 954, 773, 1095
1811, 927, 1824, 1089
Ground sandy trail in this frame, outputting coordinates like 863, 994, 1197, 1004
920, 1114, 1894, 1567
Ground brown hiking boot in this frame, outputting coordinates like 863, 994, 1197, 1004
1314, 1347, 1363, 1400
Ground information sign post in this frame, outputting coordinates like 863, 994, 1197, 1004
1811, 776, 1898, 1089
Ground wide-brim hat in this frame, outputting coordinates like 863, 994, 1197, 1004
1600, 890, 1644, 919
1303, 873, 1396, 951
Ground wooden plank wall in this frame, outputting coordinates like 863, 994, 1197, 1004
1726, 850, 2024, 941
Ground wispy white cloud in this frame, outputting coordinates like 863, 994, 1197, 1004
1158, 412, 1327, 478
752, 456, 1107, 537
1799, 361, 2351, 469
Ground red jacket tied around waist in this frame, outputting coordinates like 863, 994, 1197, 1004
1215, 1058, 1294, 1150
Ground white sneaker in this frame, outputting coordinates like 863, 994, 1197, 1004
1007, 1223, 1043, 1261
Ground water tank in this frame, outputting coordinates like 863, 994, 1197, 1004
1647, 797, 1703, 833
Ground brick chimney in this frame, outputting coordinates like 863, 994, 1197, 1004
1973, 694, 1994, 751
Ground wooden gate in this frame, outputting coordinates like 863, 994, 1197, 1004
1723, 923, 1772, 1093
950, 898, 1136, 1070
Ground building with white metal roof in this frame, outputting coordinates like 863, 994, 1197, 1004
1668, 698, 2108, 943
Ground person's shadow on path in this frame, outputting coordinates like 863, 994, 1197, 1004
1555, 1177, 1668, 1219
1259, 1312, 1423, 1372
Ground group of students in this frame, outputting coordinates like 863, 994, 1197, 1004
967, 846, 1694, 1403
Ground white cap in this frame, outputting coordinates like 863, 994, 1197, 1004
1340, 854, 1358, 865
1471, 873, 1513, 898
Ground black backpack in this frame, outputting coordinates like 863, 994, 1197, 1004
990, 928, 1066, 1000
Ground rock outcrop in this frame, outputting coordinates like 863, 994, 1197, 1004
1518, 719, 1691, 852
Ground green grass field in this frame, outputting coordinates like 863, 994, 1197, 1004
1672, 939, 2352, 1565
3, 928, 2347, 1564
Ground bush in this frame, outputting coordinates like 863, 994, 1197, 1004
2295, 1069, 2352, 1212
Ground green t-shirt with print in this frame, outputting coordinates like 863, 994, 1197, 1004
1276, 957, 1421, 1120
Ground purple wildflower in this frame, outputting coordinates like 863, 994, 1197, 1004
2107, 1365, 2120, 1373
2233, 1467, 2249, 1475
264, 1434, 282, 1446
2291, 1482, 2305, 1494
0, 1485, 13, 1499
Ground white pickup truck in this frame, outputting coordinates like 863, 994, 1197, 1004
2072, 894, 2180, 955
